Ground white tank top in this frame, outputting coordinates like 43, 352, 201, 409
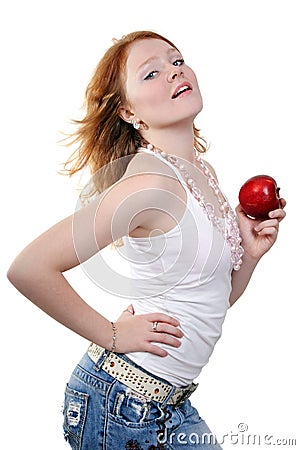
123, 147, 233, 386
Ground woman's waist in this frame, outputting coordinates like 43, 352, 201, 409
126, 322, 224, 387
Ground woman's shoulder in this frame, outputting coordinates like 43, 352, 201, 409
123, 151, 178, 183
119, 151, 187, 206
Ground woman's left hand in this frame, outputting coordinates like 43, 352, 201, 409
235, 198, 287, 261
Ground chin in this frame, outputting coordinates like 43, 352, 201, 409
187, 101, 203, 121
194, 104, 203, 116
195, 96, 204, 114
184, 94, 203, 117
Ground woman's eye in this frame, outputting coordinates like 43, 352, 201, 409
173, 59, 184, 67
144, 70, 158, 80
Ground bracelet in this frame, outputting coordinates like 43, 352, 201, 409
111, 322, 117, 353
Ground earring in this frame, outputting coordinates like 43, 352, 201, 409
132, 119, 141, 130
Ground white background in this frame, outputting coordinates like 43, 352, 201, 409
1, 1, 299, 448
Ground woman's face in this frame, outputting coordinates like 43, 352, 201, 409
122, 38, 203, 130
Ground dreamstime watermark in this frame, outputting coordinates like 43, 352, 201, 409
158, 423, 297, 446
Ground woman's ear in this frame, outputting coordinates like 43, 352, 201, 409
119, 106, 134, 124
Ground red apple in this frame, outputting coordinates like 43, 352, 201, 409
239, 175, 281, 219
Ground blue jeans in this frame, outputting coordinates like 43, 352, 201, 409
62, 350, 223, 449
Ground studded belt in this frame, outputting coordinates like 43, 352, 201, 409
87, 342, 198, 405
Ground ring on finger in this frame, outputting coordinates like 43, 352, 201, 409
152, 321, 159, 332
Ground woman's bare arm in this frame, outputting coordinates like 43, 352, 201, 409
7, 172, 184, 356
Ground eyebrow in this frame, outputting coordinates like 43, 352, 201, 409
137, 47, 181, 71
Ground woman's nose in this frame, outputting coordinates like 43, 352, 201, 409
167, 66, 183, 82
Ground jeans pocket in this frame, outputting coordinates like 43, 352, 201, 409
62, 384, 89, 450
110, 386, 165, 428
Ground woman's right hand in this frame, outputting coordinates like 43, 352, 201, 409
113, 304, 184, 357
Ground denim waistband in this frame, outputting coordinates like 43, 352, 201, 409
80, 344, 198, 405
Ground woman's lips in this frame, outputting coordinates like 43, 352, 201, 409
172, 82, 193, 99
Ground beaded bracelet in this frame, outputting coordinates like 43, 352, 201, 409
111, 322, 117, 352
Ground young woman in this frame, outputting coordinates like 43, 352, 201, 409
7, 31, 286, 449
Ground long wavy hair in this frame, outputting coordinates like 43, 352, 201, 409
63, 30, 207, 198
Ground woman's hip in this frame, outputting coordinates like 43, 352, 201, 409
62, 345, 222, 449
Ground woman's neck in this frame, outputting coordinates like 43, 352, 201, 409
141, 123, 196, 164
